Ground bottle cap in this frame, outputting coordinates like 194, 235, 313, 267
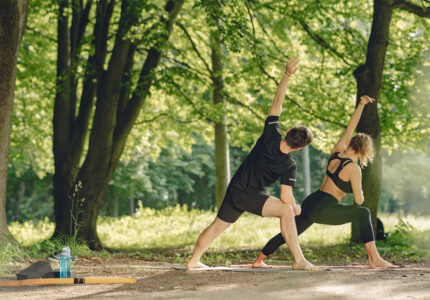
61, 246, 71, 256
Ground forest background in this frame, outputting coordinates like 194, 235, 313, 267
1, 0, 430, 251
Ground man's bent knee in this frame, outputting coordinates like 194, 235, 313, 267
262, 197, 295, 218
279, 203, 294, 218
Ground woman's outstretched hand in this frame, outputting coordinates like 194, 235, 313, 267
360, 95, 375, 105
285, 56, 299, 76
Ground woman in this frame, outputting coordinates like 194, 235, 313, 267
253, 95, 394, 268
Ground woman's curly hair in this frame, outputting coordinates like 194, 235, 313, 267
349, 133, 374, 167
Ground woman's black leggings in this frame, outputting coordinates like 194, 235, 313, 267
262, 190, 375, 256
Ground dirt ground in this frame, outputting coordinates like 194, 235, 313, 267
1, 257, 430, 300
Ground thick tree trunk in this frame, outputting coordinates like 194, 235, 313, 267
211, 21, 230, 208
52, 0, 184, 249
351, 0, 392, 242
0, 0, 28, 241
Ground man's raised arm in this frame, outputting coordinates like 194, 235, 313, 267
267, 56, 299, 117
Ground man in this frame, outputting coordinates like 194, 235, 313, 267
187, 57, 318, 271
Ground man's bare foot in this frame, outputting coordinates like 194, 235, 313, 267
369, 258, 395, 268
292, 260, 320, 271
252, 260, 272, 268
186, 261, 208, 269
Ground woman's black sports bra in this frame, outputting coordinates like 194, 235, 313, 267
326, 152, 353, 193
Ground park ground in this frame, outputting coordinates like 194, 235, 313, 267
1, 210, 430, 299
0, 256, 429, 299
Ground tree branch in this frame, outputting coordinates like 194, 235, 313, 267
165, 73, 212, 123
259, 64, 346, 127
70, 0, 115, 167
134, 112, 194, 125
163, 52, 212, 81
134, 112, 168, 124
114, 0, 185, 158
392, 0, 430, 17
223, 94, 265, 121
175, 20, 212, 75
26, 25, 56, 42
294, 17, 353, 66
246, 2, 289, 62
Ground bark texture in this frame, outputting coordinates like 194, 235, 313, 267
211, 22, 230, 208
351, 0, 392, 242
52, 0, 184, 249
0, 0, 28, 240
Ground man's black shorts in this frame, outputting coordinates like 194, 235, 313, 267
217, 186, 270, 223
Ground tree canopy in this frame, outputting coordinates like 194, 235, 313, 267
5, 0, 430, 246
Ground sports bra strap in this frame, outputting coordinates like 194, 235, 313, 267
328, 153, 353, 176
341, 160, 353, 168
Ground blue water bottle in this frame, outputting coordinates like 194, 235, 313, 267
59, 246, 71, 278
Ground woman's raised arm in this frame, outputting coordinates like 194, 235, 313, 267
331, 96, 375, 154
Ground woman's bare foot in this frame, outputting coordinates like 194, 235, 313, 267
186, 261, 208, 269
292, 259, 320, 271
252, 260, 272, 268
252, 252, 272, 268
369, 257, 395, 268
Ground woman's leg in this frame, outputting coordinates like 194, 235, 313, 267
309, 202, 374, 241
262, 214, 313, 256
261, 197, 319, 270
253, 193, 317, 267
309, 200, 393, 267
365, 241, 394, 267
252, 214, 313, 267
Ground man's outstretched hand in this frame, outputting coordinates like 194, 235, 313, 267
285, 56, 299, 76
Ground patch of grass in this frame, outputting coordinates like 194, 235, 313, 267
8, 206, 430, 266
0, 236, 28, 276
9, 218, 54, 246
26, 235, 92, 259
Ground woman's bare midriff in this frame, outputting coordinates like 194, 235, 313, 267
319, 175, 345, 202
319, 154, 352, 202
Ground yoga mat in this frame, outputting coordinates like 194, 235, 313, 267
231, 264, 403, 270
135, 264, 402, 273
134, 264, 305, 272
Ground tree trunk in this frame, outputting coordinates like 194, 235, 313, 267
14, 182, 25, 221
302, 146, 311, 197
129, 197, 135, 215
0, 0, 28, 241
52, 0, 185, 249
113, 193, 119, 218
351, 0, 392, 242
211, 21, 230, 208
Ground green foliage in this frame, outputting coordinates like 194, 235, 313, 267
383, 218, 428, 262
9, 219, 54, 246
103, 135, 217, 215
0, 238, 28, 276
26, 236, 92, 259
9, 0, 430, 177
381, 148, 430, 215
6, 166, 53, 223
7, 0, 430, 249
12, 0, 56, 177
8, 211, 429, 266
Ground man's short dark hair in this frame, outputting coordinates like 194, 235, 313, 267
285, 125, 313, 149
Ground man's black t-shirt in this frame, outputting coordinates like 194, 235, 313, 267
230, 116, 297, 192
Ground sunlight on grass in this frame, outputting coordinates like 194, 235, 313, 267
9, 218, 54, 246
8, 204, 430, 252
